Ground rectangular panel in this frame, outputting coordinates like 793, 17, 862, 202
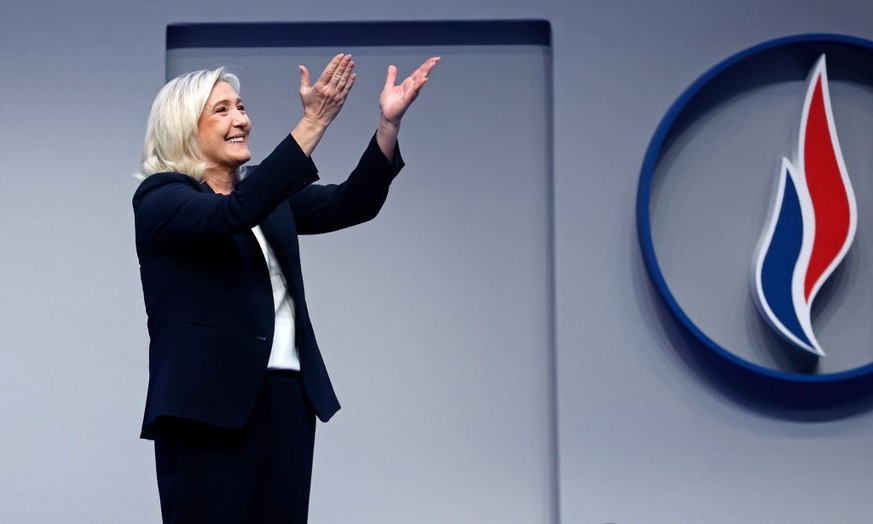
168, 22, 554, 523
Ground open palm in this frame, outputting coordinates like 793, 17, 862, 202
380, 57, 440, 125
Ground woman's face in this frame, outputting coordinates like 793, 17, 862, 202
198, 80, 252, 174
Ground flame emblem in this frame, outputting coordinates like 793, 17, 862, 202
753, 55, 858, 357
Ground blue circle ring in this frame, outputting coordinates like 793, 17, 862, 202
637, 34, 873, 385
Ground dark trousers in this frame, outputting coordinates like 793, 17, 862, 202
154, 371, 316, 524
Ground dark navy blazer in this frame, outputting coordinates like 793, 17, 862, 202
133, 133, 403, 439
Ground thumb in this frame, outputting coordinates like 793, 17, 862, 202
384, 65, 397, 90
298, 65, 310, 90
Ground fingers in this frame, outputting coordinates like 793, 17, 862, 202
319, 53, 355, 89
316, 53, 345, 86
301, 54, 437, 129
298, 54, 359, 128
408, 56, 440, 91
385, 57, 439, 98
401, 56, 439, 102
333, 56, 355, 91
414, 56, 440, 80
342, 71, 357, 94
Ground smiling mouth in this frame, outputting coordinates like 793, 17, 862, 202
226, 136, 246, 143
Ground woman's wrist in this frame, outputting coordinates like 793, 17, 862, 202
291, 117, 328, 157
376, 117, 400, 159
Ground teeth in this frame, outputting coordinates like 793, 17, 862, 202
227, 137, 245, 143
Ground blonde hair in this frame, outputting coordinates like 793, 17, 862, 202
137, 67, 241, 180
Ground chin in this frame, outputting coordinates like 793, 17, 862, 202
231, 151, 252, 166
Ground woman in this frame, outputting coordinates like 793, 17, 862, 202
133, 53, 439, 523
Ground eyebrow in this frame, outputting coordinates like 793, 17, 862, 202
208, 97, 245, 110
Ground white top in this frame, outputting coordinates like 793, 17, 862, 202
251, 225, 300, 371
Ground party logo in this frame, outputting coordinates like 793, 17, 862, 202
638, 35, 873, 388
753, 55, 858, 358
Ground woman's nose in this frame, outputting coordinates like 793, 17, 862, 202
232, 111, 249, 127
231, 108, 249, 126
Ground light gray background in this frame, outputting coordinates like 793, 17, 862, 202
3, 1, 873, 523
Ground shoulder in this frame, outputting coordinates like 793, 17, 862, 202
133, 172, 202, 204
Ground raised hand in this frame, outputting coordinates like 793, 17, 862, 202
379, 57, 440, 126
376, 57, 440, 158
298, 53, 357, 128
292, 54, 356, 156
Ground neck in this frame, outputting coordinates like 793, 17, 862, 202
203, 169, 235, 195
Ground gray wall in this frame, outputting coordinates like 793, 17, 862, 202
2, 1, 873, 523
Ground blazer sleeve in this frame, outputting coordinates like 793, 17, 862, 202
133, 134, 319, 250
290, 133, 405, 235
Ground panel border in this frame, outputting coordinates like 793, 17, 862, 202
167, 20, 551, 49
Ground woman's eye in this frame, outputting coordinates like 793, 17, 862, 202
237, 105, 246, 112
215, 106, 228, 113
